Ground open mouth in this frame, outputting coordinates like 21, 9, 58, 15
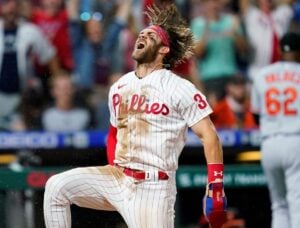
137, 43, 145, 49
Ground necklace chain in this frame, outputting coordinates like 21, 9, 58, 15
135, 63, 164, 79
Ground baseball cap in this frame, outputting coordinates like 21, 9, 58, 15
280, 32, 300, 53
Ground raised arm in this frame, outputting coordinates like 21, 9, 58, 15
115, 0, 133, 22
239, 0, 251, 16
65, 0, 80, 20
102, 0, 133, 56
231, 15, 250, 57
193, 23, 210, 58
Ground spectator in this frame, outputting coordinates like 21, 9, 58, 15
91, 0, 118, 24
191, 0, 248, 102
17, 0, 32, 20
67, 0, 132, 90
30, 0, 74, 72
0, 0, 59, 130
66, 0, 133, 130
10, 86, 45, 131
117, 12, 139, 74
210, 75, 257, 129
42, 71, 92, 132
240, 0, 294, 81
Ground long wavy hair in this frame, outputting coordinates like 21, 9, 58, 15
145, 4, 195, 68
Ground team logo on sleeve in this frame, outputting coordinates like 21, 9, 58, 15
194, 93, 208, 109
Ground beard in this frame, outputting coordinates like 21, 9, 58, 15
234, 94, 247, 104
132, 43, 161, 64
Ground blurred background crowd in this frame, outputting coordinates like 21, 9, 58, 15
0, 0, 299, 133
1, 0, 299, 227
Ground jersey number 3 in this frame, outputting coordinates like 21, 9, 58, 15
194, 93, 207, 109
265, 87, 298, 116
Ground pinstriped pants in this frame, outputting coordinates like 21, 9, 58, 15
43, 165, 176, 228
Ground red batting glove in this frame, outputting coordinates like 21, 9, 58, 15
203, 164, 227, 228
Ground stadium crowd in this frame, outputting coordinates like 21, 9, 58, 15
0, 0, 298, 133
1, 1, 300, 228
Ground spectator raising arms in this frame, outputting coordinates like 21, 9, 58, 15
67, 0, 133, 91
0, 0, 59, 130
240, 0, 294, 81
191, 0, 248, 102
30, 0, 74, 72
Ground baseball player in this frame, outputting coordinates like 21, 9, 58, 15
251, 31, 300, 228
43, 4, 226, 228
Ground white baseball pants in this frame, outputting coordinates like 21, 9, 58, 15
43, 165, 176, 228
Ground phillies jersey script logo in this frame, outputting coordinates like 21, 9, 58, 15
112, 92, 208, 116
112, 93, 170, 115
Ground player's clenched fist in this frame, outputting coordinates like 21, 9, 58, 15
203, 163, 227, 228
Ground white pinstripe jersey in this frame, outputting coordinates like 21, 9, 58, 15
251, 61, 300, 137
108, 69, 212, 171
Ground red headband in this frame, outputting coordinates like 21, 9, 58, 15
147, 25, 170, 47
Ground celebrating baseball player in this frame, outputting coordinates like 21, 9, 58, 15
43, 3, 227, 228
251, 31, 300, 228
